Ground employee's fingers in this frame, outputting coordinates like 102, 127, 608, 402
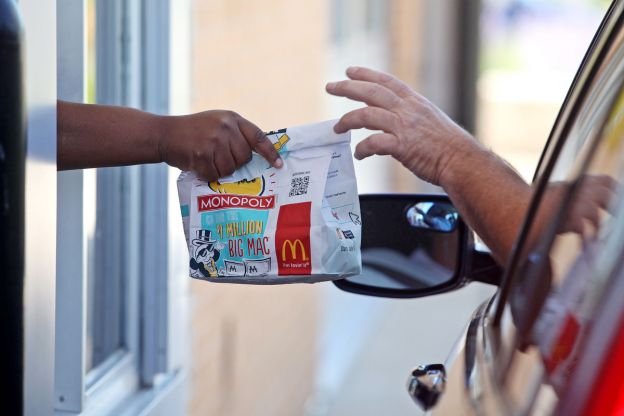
346, 66, 413, 99
326, 80, 402, 109
334, 107, 398, 134
238, 118, 283, 168
229, 133, 253, 166
214, 126, 252, 177
354, 133, 400, 160
196, 150, 219, 182
215, 149, 237, 178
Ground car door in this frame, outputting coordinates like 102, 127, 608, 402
460, 1, 624, 414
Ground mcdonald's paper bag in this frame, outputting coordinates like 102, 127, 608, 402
177, 120, 362, 284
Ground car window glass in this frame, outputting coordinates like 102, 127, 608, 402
530, 93, 624, 397
498, 97, 624, 415
549, 27, 624, 183
495, 12, 624, 413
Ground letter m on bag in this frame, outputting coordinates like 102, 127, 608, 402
275, 202, 312, 275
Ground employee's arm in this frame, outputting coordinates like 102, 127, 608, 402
57, 100, 282, 181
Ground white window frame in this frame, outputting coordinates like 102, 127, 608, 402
54, 0, 187, 414
22, 0, 58, 413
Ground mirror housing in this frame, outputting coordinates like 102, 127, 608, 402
333, 194, 502, 298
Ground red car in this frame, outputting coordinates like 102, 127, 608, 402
335, 1, 624, 414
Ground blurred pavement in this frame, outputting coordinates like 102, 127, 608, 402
310, 283, 495, 416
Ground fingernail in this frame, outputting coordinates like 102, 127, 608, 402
347, 66, 358, 74
274, 157, 283, 169
326, 82, 336, 90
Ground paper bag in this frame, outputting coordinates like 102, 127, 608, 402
177, 120, 362, 284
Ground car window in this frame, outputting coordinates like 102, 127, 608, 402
528, 89, 624, 413
496, 10, 624, 413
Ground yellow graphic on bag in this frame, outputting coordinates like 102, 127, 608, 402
209, 177, 265, 196
273, 133, 290, 152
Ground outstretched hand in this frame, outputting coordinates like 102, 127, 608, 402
326, 66, 478, 186
159, 110, 283, 182
326, 67, 533, 265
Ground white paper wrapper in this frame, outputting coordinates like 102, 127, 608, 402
177, 119, 362, 284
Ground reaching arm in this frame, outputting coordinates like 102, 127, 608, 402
326, 67, 531, 265
57, 100, 282, 180
439, 139, 532, 264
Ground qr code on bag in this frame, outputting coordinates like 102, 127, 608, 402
289, 176, 310, 197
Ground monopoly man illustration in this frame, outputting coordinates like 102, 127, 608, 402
189, 229, 224, 278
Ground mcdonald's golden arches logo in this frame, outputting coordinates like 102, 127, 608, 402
281, 239, 309, 261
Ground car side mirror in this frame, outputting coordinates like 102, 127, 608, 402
333, 194, 502, 298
